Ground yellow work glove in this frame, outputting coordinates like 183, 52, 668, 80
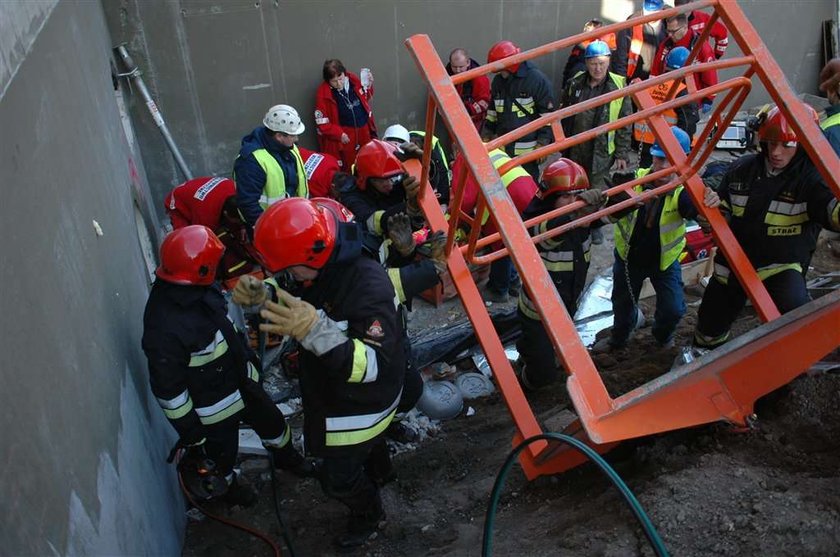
259, 289, 318, 341
232, 275, 267, 307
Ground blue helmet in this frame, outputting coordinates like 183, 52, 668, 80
650, 126, 692, 158
584, 40, 611, 59
665, 47, 690, 70
643, 0, 665, 13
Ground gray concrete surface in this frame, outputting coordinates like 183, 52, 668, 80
103, 0, 835, 224
0, 1, 181, 554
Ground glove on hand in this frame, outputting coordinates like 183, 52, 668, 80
403, 175, 424, 219
259, 289, 318, 341
576, 189, 606, 207
396, 142, 423, 160
232, 275, 267, 307
388, 213, 416, 256
424, 230, 448, 275
611, 171, 637, 186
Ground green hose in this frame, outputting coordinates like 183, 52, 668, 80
482, 433, 670, 557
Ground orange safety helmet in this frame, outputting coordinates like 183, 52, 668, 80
536, 158, 590, 199
156, 225, 225, 285
312, 197, 355, 223
253, 198, 337, 272
354, 139, 405, 190
758, 105, 819, 146
487, 40, 521, 74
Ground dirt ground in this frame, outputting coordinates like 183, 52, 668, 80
183, 231, 840, 557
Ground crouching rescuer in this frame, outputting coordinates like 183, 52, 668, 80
141, 226, 316, 507
239, 197, 405, 549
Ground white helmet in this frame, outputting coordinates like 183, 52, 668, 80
263, 104, 306, 135
382, 124, 410, 144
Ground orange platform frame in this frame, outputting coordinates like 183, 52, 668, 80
403, 0, 840, 478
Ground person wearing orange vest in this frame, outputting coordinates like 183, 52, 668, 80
612, 0, 667, 81
634, 47, 699, 167
674, 0, 729, 59
651, 13, 718, 111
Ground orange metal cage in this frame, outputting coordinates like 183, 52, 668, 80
404, 0, 840, 478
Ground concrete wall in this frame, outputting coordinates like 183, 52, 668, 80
105, 0, 835, 222
0, 1, 182, 554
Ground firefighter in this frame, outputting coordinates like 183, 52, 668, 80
651, 13, 718, 113
516, 159, 606, 390
338, 139, 424, 239
561, 39, 632, 245
634, 47, 699, 168
141, 226, 316, 507
163, 177, 261, 285
247, 198, 405, 548
233, 104, 309, 227
446, 48, 491, 132
314, 59, 377, 171
612, 0, 667, 81
674, 0, 729, 60
482, 40, 555, 179
595, 126, 720, 352
693, 105, 840, 349
450, 149, 538, 303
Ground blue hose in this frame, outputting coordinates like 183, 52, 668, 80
482, 433, 670, 557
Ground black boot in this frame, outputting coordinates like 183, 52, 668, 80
270, 446, 321, 478
333, 499, 386, 550
217, 475, 258, 508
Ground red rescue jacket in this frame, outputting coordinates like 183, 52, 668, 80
298, 147, 341, 198
314, 72, 377, 161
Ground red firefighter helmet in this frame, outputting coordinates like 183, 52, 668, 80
312, 197, 355, 223
354, 139, 405, 190
758, 105, 818, 146
156, 225, 225, 285
487, 40, 522, 74
253, 198, 337, 272
536, 158, 590, 199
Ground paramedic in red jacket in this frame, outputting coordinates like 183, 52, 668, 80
314, 59, 377, 171
298, 147, 341, 198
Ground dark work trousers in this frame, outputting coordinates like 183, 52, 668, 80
203, 379, 292, 476
611, 252, 686, 346
516, 286, 579, 388
695, 269, 810, 348
488, 256, 519, 296
320, 438, 391, 521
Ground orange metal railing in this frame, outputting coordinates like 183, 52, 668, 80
404, 0, 840, 477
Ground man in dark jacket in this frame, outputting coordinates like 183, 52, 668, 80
142, 226, 314, 507
483, 40, 555, 179
245, 198, 407, 549
233, 104, 309, 227
694, 106, 840, 349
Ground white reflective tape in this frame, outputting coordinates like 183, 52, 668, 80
191, 329, 225, 357
325, 391, 401, 432
729, 194, 749, 207
157, 390, 189, 410
195, 390, 242, 417
542, 249, 575, 262
362, 344, 379, 383
768, 200, 807, 215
